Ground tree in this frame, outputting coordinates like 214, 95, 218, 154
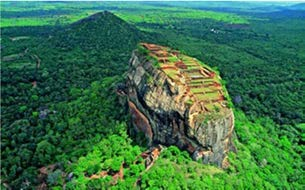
34, 140, 56, 165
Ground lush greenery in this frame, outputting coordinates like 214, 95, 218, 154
1, 12, 147, 188
140, 111, 304, 189
1, 1, 249, 27
64, 110, 304, 189
1, 1, 304, 189
133, 13, 305, 126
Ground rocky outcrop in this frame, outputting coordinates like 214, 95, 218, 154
125, 43, 235, 168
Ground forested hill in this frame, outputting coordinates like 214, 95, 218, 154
1, 11, 148, 188
54, 11, 145, 51
2, 10, 148, 132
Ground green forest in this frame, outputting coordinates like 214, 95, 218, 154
1, 1, 304, 189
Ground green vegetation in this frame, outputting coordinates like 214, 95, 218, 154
151, 58, 161, 68
1, 2, 249, 28
60, 110, 304, 189
185, 99, 193, 105
163, 69, 178, 80
65, 132, 145, 189
1, 15, 80, 27
137, 44, 149, 55
145, 72, 154, 85
115, 9, 249, 25
1, 1, 304, 189
168, 56, 179, 63
145, 13, 305, 125
1, 12, 147, 188
139, 111, 304, 189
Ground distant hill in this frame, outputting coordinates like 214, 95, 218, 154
287, 3, 305, 10
54, 11, 145, 51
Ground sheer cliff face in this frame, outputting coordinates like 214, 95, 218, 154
126, 44, 235, 168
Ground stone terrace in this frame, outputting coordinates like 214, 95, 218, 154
140, 43, 228, 118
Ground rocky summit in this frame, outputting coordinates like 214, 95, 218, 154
125, 43, 235, 168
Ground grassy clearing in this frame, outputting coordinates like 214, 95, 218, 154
0, 13, 96, 27
116, 9, 249, 25
10, 36, 30, 41
2, 53, 22, 61
5, 62, 35, 69
197, 92, 219, 101
205, 103, 220, 112
187, 66, 200, 70
190, 88, 205, 93
168, 56, 179, 63
163, 69, 179, 80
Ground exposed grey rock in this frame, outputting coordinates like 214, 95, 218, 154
126, 49, 235, 168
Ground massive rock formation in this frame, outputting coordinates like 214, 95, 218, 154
125, 43, 235, 168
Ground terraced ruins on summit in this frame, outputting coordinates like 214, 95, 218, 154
140, 43, 229, 121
